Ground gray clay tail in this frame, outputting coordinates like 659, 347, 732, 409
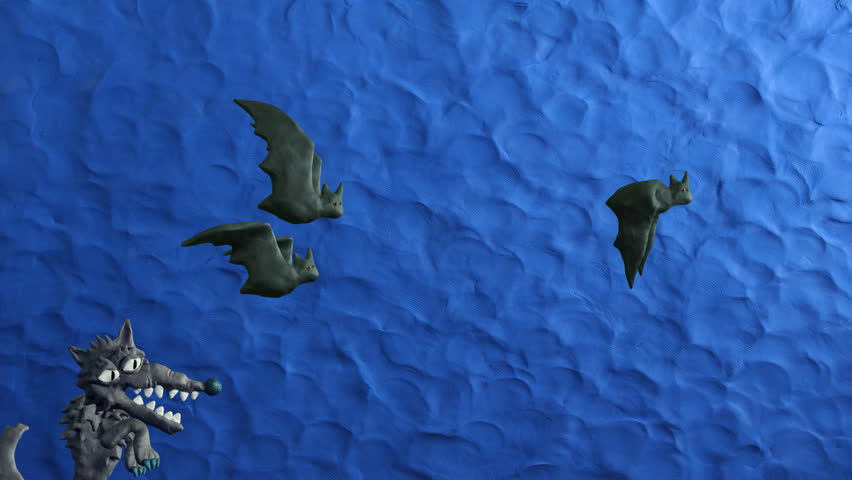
0, 424, 28, 480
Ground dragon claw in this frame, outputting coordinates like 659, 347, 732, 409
142, 457, 161, 470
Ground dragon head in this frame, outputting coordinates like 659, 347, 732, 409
68, 319, 221, 435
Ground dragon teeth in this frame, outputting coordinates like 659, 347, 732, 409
191, 391, 199, 400
133, 388, 141, 395
180, 391, 189, 401
133, 396, 144, 405
154, 386, 164, 398
143, 388, 153, 397
164, 411, 173, 421
155, 406, 164, 416
169, 389, 178, 399
145, 401, 155, 410
173, 413, 181, 424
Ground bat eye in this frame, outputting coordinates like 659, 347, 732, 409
681, 188, 685, 192
97, 369, 120, 383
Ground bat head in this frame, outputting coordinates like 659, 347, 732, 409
293, 248, 320, 284
320, 182, 344, 219
668, 171, 692, 206
67, 319, 221, 436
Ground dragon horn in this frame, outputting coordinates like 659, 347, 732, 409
116, 319, 135, 348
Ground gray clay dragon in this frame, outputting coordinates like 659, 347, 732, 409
0, 319, 221, 479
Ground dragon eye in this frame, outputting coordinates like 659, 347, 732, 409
121, 357, 142, 373
97, 369, 120, 383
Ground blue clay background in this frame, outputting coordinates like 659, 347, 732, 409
2, 1, 852, 478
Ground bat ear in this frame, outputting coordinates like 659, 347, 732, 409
669, 174, 679, 186
335, 182, 343, 194
116, 318, 135, 348
68, 346, 87, 366
682, 171, 689, 182
306, 248, 314, 260
322, 184, 331, 195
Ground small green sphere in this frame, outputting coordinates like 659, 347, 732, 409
204, 378, 222, 396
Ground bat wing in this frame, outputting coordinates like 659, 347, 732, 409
311, 152, 322, 195
637, 217, 659, 277
182, 222, 292, 296
275, 236, 294, 264
234, 99, 317, 204
606, 185, 656, 289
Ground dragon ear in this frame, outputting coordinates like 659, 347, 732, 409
335, 182, 343, 195
68, 346, 87, 366
116, 319, 135, 348
682, 171, 689, 183
322, 184, 331, 195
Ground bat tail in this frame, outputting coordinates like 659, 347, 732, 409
258, 197, 302, 223
257, 197, 286, 221
258, 196, 274, 212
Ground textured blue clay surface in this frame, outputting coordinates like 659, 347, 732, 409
2, 1, 852, 479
